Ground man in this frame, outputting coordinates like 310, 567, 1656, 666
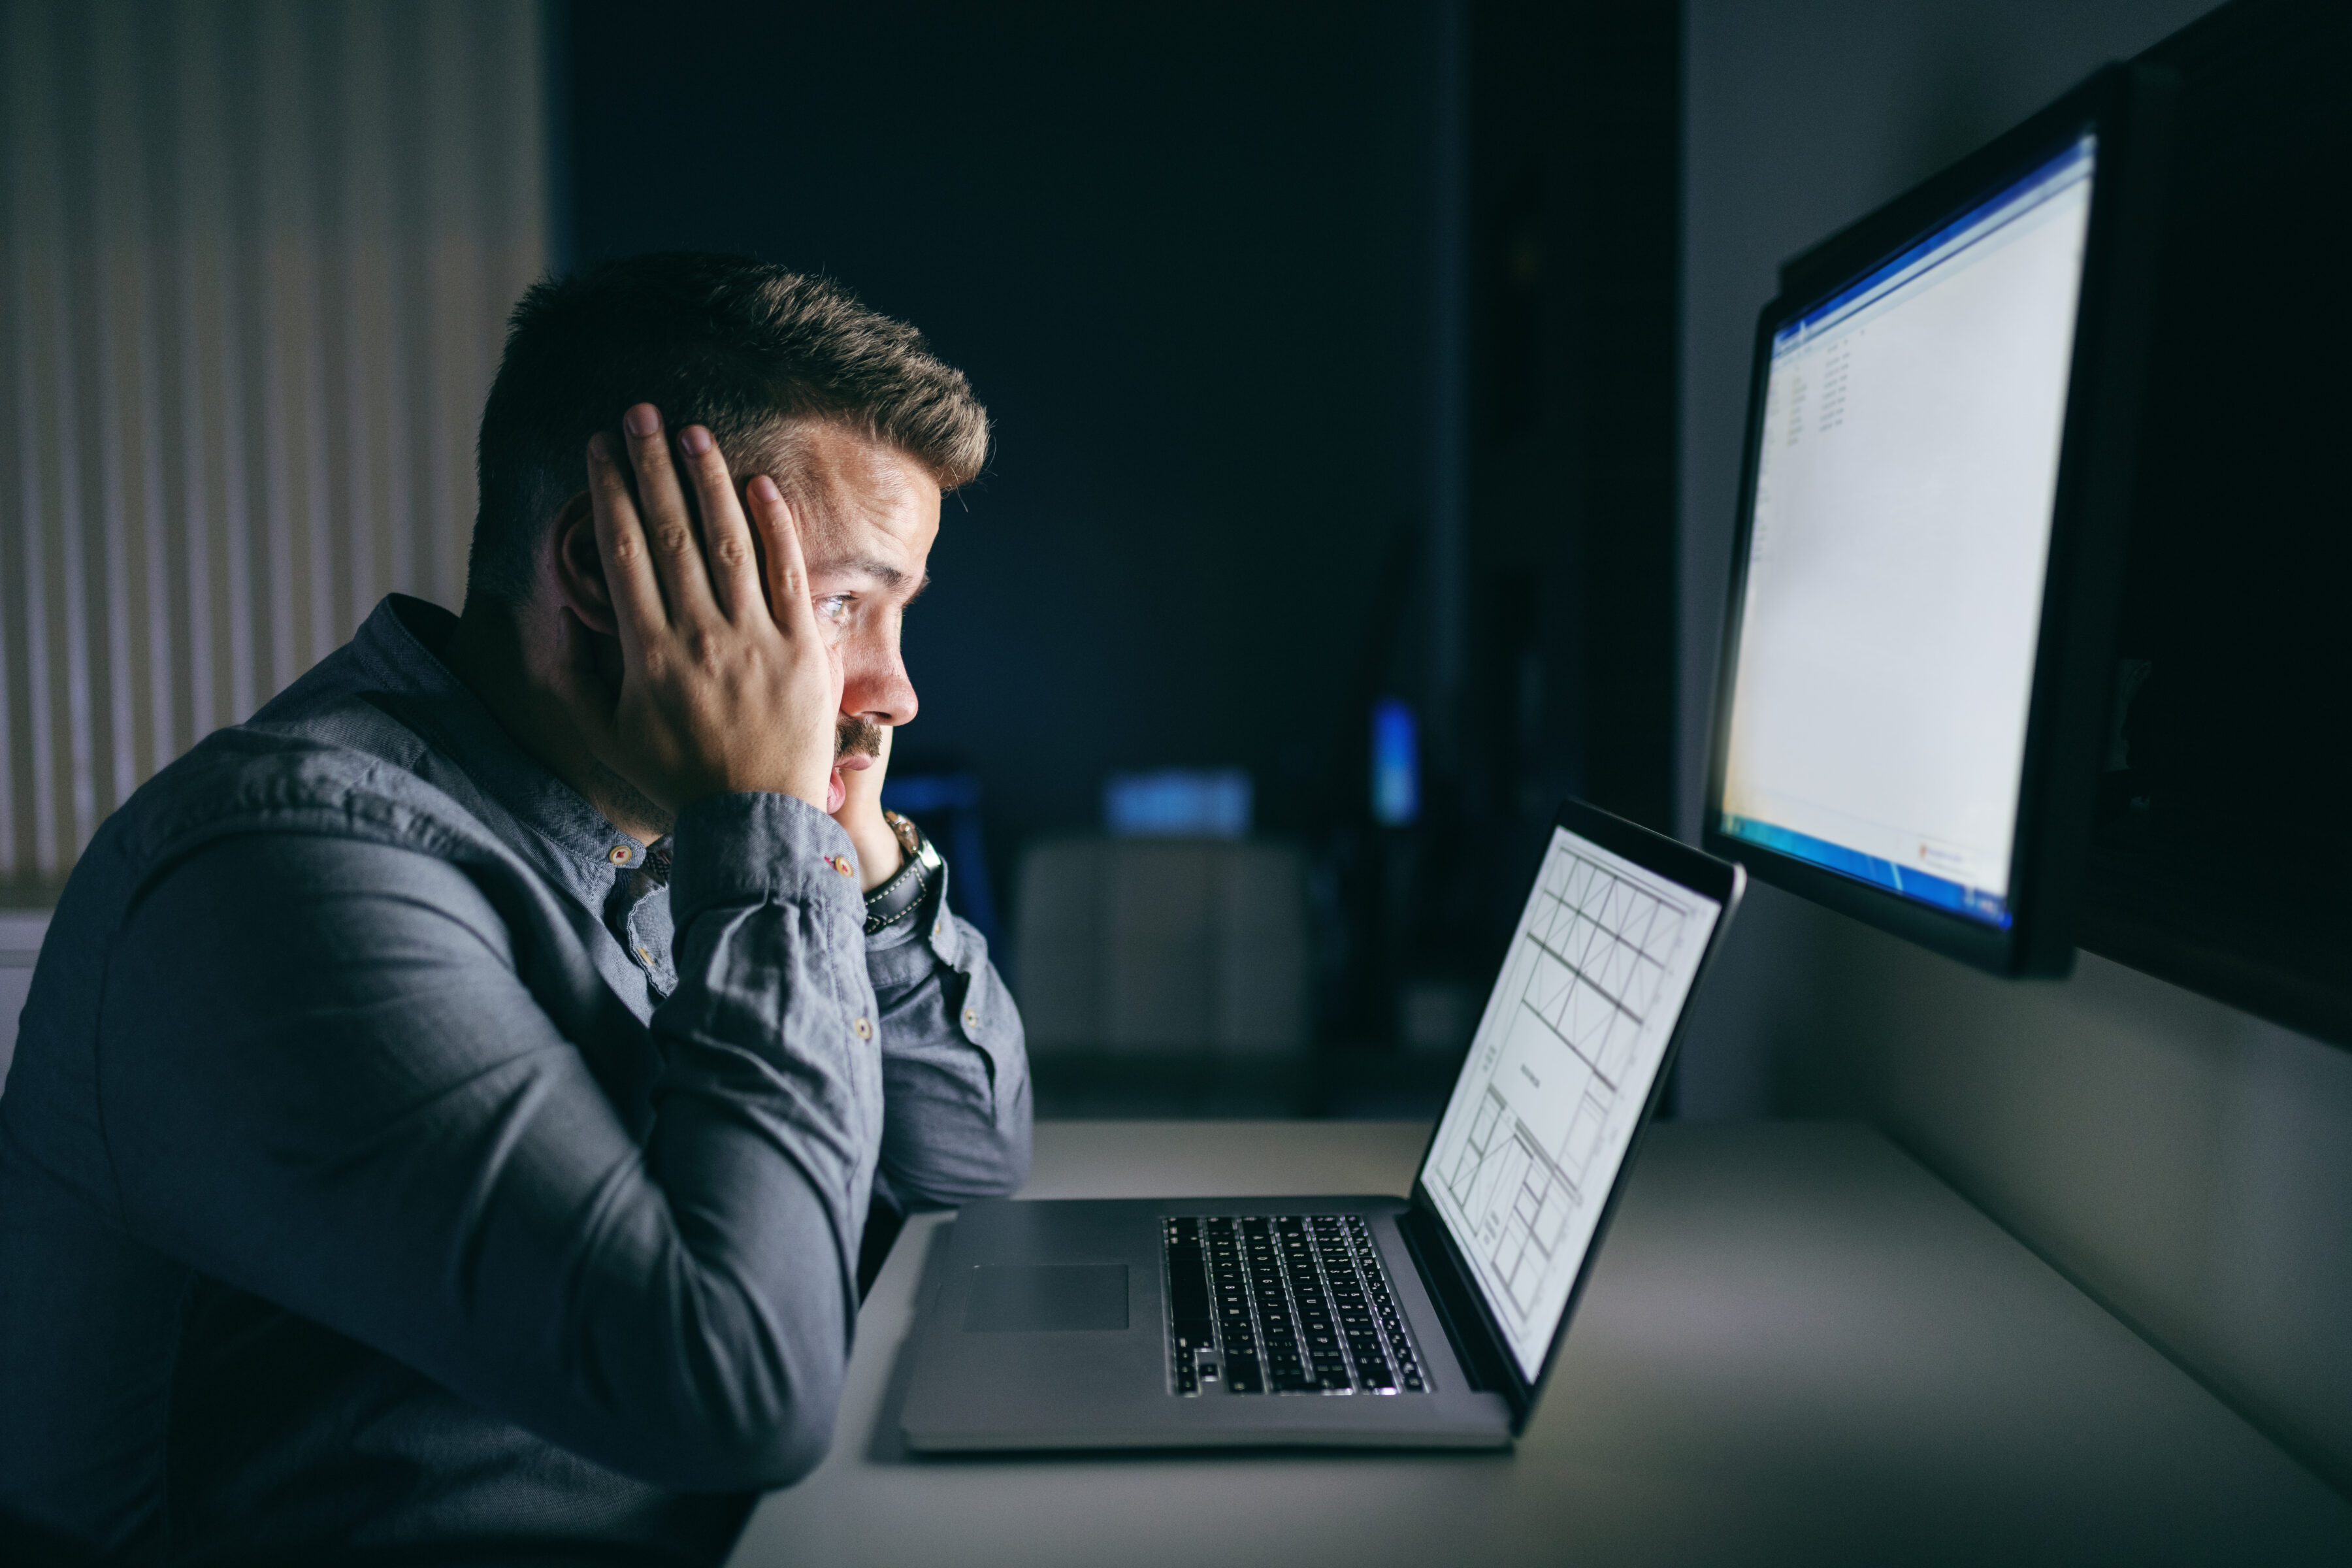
0, 253, 1030, 1563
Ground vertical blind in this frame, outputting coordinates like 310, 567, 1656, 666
0, 0, 548, 892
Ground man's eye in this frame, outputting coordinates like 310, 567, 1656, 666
806, 596, 853, 644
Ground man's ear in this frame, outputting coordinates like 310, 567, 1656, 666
548, 491, 619, 636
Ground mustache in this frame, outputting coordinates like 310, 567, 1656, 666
835, 715, 885, 761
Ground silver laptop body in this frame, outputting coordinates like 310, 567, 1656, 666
901, 799, 1744, 1452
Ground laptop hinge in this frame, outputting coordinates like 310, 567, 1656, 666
1397, 1205, 1527, 1421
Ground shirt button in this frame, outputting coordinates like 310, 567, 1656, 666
828, 855, 855, 877
962, 1007, 979, 1029
853, 1017, 873, 1040
608, 845, 633, 865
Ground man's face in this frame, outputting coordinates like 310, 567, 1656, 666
785, 422, 941, 815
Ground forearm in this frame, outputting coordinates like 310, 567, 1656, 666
104, 802, 883, 1493
630, 792, 885, 1456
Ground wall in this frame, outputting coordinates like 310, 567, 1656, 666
1674, 0, 2352, 1494
563, 1, 1429, 868
0, 0, 548, 892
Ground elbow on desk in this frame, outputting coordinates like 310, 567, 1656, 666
684, 1397, 842, 1495
879, 1106, 1034, 1210
990, 1103, 1035, 1198
954, 1103, 1036, 1202
877, 1156, 1028, 1213
616, 1343, 848, 1495
662, 1284, 857, 1493
553, 1266, 855, 1494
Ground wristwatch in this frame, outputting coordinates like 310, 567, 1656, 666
864, 810, 943, 936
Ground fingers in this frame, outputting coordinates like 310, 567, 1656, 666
747, 474, 847, 759
585, 431, 664, 661
618, 403, 719, 625
674, 424, 762, 623
746, 474, 823, 645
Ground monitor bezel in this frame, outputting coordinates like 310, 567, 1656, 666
1407, 797, 1744, 1431
1702, 61, 2177, 977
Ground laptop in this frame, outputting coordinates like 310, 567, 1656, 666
900, 798, 1744, 1451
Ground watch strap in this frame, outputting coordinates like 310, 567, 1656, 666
864, 811, 943, 935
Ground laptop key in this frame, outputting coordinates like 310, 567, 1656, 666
1166, 1211, 1425, 1397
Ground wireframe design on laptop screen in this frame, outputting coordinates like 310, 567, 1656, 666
1717, 136, 2097, 930
1420, 825, 1724, 1380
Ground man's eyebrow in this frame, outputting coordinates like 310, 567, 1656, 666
809, 555, 930, 599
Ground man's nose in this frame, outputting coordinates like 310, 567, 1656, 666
841, 637, 918, 728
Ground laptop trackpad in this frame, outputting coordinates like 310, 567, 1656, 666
961, 1264, 1130, 1331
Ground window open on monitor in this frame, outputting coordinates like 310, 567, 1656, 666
1704, 63, 2176, 976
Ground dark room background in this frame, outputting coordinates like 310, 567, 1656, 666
562, 2, 1682, 1073
564, 1, 1432, 862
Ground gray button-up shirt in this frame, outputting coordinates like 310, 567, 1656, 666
0, 595, 1030, 1565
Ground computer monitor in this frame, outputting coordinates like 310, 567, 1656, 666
1704, 64, 2176, 976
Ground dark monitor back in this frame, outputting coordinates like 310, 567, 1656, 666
2074, 0, 2352, 1045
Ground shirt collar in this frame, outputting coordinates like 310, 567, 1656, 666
342, 595, 651, 892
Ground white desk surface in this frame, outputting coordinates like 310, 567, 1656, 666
733, 1119, 2352, 1567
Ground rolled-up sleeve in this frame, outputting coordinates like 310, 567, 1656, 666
99, 792, 881, 1494
863, 863, 1032, 1211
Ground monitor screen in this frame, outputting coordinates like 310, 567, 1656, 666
1716, 135, 2097, 930
1420, 823, 1723, 1380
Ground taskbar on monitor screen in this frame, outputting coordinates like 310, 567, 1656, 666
1719, 815, 2013, 929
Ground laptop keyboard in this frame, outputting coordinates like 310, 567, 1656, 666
1162, 1215, 1426, 1396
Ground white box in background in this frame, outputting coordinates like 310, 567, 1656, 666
1015, 838, 1309, 1058
0, 911, 50, 1090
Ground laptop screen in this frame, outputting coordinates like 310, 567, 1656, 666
1419, 823, 1725, 1380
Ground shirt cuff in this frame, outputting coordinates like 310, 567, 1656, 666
668, 792, 864, 929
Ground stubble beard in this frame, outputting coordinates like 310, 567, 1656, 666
587, 753, 677, 841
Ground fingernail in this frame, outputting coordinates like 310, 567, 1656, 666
749, 474, 779, 502
588, 432, 610, 462
679, 425, 713, 457
623, 404, 660, 438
